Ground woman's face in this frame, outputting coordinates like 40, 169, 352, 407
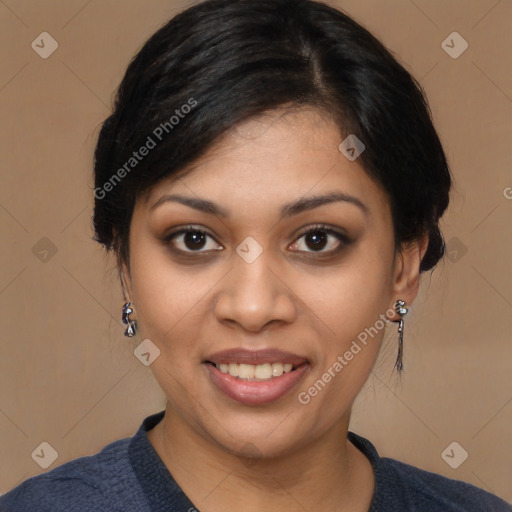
124, 107, 423, 458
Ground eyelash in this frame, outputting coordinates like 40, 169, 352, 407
162, 223, 350, 257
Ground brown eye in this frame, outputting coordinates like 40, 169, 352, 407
181, 231, 207, 250
289, 225, 349, 254
304, 231, 328, 251
164, 226, 223, 253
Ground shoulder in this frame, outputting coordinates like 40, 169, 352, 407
379, 456, 512, 511
0, 437, 145, 512
348, 432, 511, 512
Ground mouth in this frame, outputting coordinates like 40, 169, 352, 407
203, 348, 310, 405
205, 361, 306, 381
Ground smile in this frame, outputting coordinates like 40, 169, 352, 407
215, 362, 295, 380
204, 348, 310, 406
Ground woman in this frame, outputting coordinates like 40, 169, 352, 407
1, 0, 510, 510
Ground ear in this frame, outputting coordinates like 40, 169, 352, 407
119, 262, 134, 304
390, 232, 429, 317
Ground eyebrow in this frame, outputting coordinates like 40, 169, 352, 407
149, 191, 369, 218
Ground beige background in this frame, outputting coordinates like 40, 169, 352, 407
1, 0, 511, 503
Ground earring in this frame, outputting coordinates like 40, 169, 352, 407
394, 299, 408, 373
122, 302, 137, 337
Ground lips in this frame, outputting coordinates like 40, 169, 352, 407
205, 348, 309, 366
203, 348, 310, 406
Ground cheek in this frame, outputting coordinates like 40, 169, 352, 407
291, 245, 393, 411
128, 238, 212, 355
292, 266, 390, 433
299, 251, 393, 347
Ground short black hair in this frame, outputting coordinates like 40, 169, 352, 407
92, 0, 451, 273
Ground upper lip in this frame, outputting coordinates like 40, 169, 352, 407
205, 348, 309, 366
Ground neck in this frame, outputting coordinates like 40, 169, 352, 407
147, 403, 375, 512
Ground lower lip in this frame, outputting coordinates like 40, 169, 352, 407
205, 363, 309, 406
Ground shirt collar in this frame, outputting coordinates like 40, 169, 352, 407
128, 409, 196, 510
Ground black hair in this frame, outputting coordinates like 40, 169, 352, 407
92, 0, 451, 273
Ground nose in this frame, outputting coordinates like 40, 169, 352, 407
213, 244, 297, 333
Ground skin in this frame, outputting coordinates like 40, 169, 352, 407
121, 107, 428, 512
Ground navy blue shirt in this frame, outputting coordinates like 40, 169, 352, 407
1, 409, 510, 511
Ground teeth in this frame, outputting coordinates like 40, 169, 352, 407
272, 363, 284, 377
239, 364, 255, 379
255, 363, 272, 379
215, 362, 296, 380
228, 363, 239, 377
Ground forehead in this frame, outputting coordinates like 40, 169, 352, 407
142, 107, 389, 216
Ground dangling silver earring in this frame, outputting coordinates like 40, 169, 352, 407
122, 302, 137, 337
394, 299, 408, 373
